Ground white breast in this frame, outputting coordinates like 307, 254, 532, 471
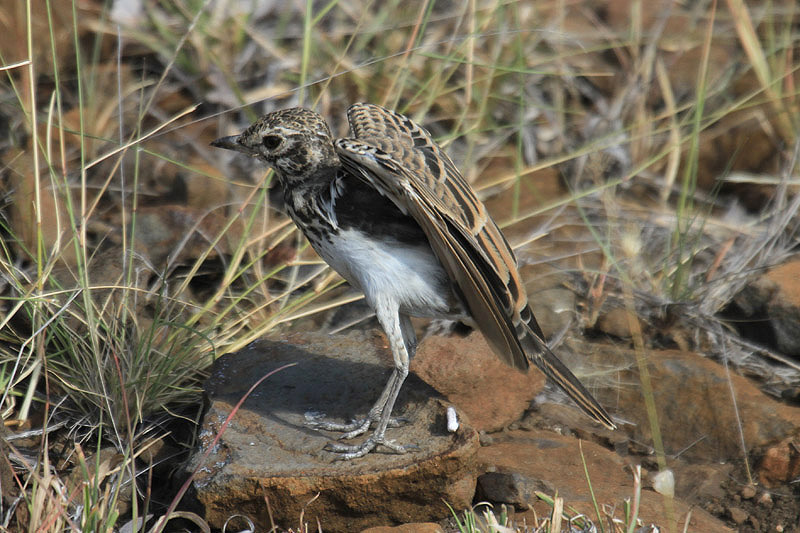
311, 228, 458, 318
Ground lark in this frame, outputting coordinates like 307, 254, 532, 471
212, 103, 615, 459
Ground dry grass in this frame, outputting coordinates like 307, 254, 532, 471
0, 0, 798, 531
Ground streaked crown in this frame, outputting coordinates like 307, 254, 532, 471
222, 108, 339, 180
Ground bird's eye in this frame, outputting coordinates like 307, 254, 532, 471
262, 135, 282, 150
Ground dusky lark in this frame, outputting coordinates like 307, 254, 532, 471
212, 103, 615, 459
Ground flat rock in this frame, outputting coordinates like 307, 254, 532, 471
632, 350, 800, 463
187, 331, 479, 532
476, 429, 733, 532
554, 341, 800, 465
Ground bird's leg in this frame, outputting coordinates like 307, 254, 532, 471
332, 313, 415, 439
305, 366, 408, 436
305, 314, 414, 439
325, 309, 416, 459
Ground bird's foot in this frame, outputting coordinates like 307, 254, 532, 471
304, 410, 408, 440
305, 411, 371, 436
324, 435, 418, 460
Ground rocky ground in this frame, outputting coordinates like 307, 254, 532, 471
183, 255, 800, 532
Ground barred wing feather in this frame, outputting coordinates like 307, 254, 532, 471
335, 103, 615, 430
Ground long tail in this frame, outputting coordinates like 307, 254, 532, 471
520, 322, 616, 430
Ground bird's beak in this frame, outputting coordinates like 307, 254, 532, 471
211, 135, 246, 152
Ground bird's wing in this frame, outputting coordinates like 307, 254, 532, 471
339, 103, 531, 367
336, 103, 615, 429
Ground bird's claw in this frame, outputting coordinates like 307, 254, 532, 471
325, 436, 417, 460
304, 410, 410, 439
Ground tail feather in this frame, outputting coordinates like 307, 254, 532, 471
521, 323, 616, 430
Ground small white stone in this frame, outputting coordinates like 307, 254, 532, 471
652, 469, 675, 497
446, 406, 459, 433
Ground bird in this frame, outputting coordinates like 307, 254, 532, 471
212, 103, 615, 459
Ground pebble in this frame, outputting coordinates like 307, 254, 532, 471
741, 484, 756, 499
728, 507, 748, 525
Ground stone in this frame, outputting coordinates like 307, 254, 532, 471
650, 468, 674, 497
764, 257, 800, 356
475, 471, 553, 510
595, 307, 633, 339
476, 429, 733, 532
411, 331, 545, 432
187, 331, 480, 532
729, 255, 800, 356
756, 437, 800, 488
570, 340, 800, 464
728, 506, 748, 525
758, 491, 773, 507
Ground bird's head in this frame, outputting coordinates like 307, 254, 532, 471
212, 108, 339, 181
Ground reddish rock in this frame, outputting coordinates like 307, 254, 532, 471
730, 256, 800, 356
476, 429, 732, 531
764, 257, 800, 356
767, 258, 800, 308
412, 331, 545, 432
568, 340, 800, 464
645, 351, 800, 462
756, 437, 800, 488
188, 331, 479, 533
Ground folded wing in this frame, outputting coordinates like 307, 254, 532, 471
335, 103, 615, 429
